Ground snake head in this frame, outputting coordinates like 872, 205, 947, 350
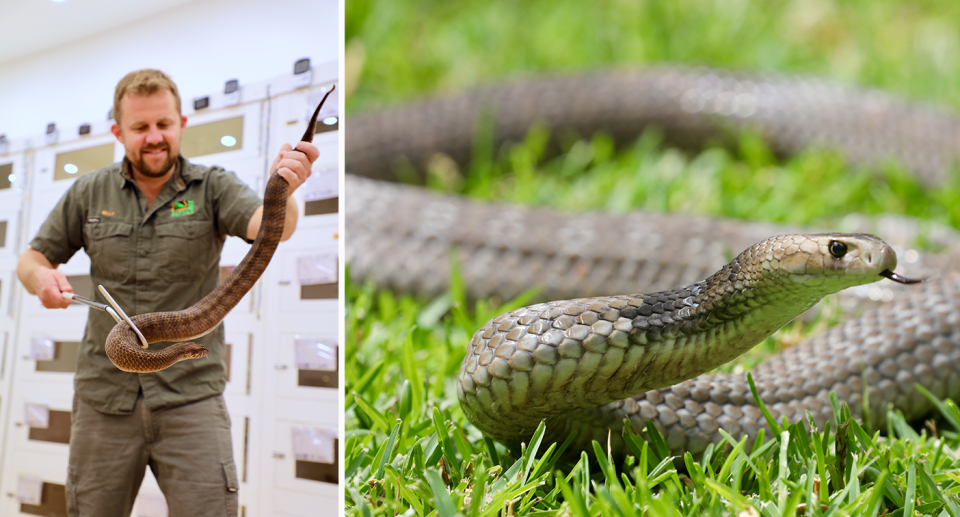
739, 233, 912, 294
172, 342, 209, 361
185, 344, 209, 360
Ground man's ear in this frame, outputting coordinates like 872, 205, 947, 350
110, 123, 123, 143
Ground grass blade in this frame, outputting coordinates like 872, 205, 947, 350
432, 407, 461, 481
426, 469, 459, 517
645, 420, 670, 461
918, 466, 960, 517
904, 458, 916, 517
917, 384, 960, 431
556, 469, 590, 517
401, 335, 425, 421
748, 373, 783, 436
354, 392, 390, 432
345, 361, 385, 408
376, 420, 402, 479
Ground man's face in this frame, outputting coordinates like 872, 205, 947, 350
111, 90, 187, 178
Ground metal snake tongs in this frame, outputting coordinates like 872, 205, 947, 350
62, 286, 149, 349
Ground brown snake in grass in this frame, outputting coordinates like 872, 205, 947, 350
346, 67, 960, 456
105, 86, 335, 373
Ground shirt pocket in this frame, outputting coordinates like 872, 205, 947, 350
155, 220, 218, 283
83, 221, 134, 282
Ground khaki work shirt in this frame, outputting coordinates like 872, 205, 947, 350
30, 156, 262, 415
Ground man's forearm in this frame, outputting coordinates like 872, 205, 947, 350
281, 195, 299, 241
17, 247, 73, 309
245, 196, 301, 242
17, 247, 55, 295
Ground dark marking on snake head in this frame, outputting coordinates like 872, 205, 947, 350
189, 346, 209, 359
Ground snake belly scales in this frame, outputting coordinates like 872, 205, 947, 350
104, 87, 335, 374
345, 67, 960, 457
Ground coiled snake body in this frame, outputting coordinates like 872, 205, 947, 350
346, 67, 960, 456
105, 87, 335, 373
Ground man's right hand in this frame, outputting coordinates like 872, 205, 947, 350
16, 247, 73, 309
34, 267, 73, 309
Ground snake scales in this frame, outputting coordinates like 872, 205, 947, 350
105, 87, 335, 373
346, 67, 960, 456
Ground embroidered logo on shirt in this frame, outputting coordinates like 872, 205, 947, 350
101, 210, 115, 216
171, 200, 195, 217
87, 217, 100, 223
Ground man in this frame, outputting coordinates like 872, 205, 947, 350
15, 69, 318, 516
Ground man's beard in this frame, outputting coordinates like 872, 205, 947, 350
130, 145, 177, 178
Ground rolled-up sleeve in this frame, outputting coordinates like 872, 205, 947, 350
208, 167, 263, 242
30, 185, 85, 265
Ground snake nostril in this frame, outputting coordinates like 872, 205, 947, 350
863, 250, 873, 265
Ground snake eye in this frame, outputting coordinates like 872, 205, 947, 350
829, 240, 847, 258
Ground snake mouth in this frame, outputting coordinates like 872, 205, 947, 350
880, 269, 925, 284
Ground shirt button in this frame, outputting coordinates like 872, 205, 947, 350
139, 249, 148, 257
139, 285, 147, 291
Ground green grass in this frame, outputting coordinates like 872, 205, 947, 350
346, 0, 960, 111
345, 0, 960, 514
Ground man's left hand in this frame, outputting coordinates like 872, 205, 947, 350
270, 141, 319, 195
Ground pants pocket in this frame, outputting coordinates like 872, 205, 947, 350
66, 467, 79, 517
223, 461, 239, 515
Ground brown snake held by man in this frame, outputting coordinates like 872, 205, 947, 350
105, 86, 335, 373
346, 67, 960, 456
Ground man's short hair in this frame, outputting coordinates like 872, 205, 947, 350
112, 69, 181, 123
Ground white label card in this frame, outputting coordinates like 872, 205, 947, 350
24, 402, 49, 428
291, 426, 336, 463
294, 337, 337, 371
297, 253, 338, 285
30, 336, 55, 361
302, 165, 337, 202
17, 473, 43, 505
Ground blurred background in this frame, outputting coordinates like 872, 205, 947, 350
344, 0, 960, 250
346, 0, 960, 108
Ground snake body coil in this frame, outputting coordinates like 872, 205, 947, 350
346, 68, 960, 455
106, 87, 335, 373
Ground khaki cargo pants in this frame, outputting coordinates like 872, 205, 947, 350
66, 392, 239, 517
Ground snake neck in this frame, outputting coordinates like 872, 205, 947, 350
618, 253, 846, 394
695, 264, 827, 327
594, 280, 823, 402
